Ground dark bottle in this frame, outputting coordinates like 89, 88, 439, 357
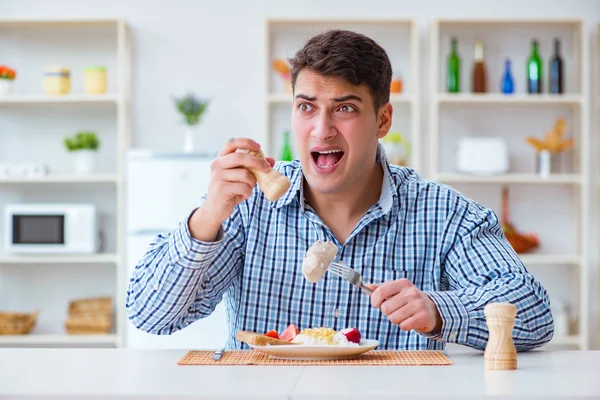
501, 59, 515, 94
281, 130, 293, 161
527, 39, 543, 94
472, 39, 486, 93
549, 38, 563, 94
447, 37, 460, 93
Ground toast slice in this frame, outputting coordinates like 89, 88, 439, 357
236, 330, 297, 346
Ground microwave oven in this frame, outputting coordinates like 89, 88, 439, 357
4, 203, 99, 254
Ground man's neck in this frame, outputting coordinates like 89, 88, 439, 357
303, 162, 384, 243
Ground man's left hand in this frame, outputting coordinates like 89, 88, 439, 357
367, 278, 443, 333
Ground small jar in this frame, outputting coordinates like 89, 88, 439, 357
84, 66, 107, 95
43, 67, 71, 95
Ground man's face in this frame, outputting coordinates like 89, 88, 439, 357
291, 69, 392, 196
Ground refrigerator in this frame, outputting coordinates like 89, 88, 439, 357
125, 150, 229, 349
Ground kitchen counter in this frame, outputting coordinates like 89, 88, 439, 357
0, 346, 598, 399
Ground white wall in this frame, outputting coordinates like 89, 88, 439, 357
2, 0, 599, 347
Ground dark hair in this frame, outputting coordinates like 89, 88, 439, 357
288, 29, 392, 111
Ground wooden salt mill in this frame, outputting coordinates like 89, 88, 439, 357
484, 302, 517, 370
237, 148, 291, 202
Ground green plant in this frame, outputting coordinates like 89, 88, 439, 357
174, 93, 210, 125
64, 131, 101, 151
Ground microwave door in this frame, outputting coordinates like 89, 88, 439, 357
13, 214, 65, 245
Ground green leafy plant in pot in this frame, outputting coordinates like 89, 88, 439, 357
64, 131, 101, 175
174, 93, 210, 153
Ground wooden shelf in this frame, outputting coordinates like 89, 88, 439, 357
267, 93, 414, 104
436, 93, 582, 106
0, 94, 120, 106
435, 173, 582, 185
0, 334, 118, 346
0, 254, 119, 265
0, 174, 119, 184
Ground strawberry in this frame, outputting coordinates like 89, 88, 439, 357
340, 327, 361, 344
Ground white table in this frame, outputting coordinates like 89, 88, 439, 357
0, 346, 599, 399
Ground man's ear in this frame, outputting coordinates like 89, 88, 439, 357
376, 103, 393, 139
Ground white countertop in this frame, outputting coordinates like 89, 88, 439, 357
1, 346, 599, 399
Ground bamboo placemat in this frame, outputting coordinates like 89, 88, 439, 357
177, 350, 451, 366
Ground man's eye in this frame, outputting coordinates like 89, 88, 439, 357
338, 105, 356, 113
299, 103, 313, 112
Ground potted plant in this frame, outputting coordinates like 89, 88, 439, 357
64, 131, 101, 174
174, 93, 210, 153
0, 65, 17, 96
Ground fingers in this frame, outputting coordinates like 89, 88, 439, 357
214, 151, 271, 173
370, 278, 413, 308
265, 157, 276, 167
398, 313, 434, 333
219, 138, 261, 157
222, 182, 254, 202
219, 168, 257, 188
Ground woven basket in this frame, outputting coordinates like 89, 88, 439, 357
68, 297, 112, 316
65, 314, 111, 334
0, 311, 39, 335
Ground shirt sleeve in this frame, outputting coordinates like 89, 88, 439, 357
421, 200, 554, 351
125, 204, 246, 335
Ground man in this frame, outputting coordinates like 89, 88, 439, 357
126, 30, 554, 351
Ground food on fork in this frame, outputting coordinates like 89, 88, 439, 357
302, 240, 338, 282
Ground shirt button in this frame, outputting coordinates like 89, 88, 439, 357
449, 332, 457, 341
333, 309, 341, 318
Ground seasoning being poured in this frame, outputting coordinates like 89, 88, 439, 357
302, 240, 338, 283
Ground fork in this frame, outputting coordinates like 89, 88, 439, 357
327, 262, 374, 296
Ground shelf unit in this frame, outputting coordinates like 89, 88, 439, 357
430, 19, 590, 349
0, 18, 131, 348
264, 18, 421, 172
596, 22, 600, 350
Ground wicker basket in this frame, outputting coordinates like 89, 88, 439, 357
65, 297, 112, 334
68, 297, 112, 316
0, 311, 39, 335
65, 314, 111, 334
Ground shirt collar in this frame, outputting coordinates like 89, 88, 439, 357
271, 142, 396, 214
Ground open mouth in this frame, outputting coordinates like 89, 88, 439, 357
311, 150, 344, 169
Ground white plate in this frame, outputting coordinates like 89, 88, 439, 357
249, 339, 379, 360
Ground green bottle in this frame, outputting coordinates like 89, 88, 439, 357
281, 130, 293, 161
527, 39, 543, 94
447, 37, 460, 93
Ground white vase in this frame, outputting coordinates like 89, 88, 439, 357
0, 79, 13, 96
183, 125, 196, 153
73, 150, 97, 175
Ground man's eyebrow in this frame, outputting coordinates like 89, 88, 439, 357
332, 95, 363, 103
294, 94, 363, 103
295, 94, 316, 101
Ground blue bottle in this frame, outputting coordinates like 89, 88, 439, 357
501, 59, 514, 94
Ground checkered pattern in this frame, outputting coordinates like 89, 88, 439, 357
126, 144, 554, 351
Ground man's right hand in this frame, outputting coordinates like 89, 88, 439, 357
188, 138, 275, 242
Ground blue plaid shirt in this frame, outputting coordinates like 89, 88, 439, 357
126, 145, 554, 351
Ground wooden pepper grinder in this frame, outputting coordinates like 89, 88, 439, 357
236, 149, 291, 202
484, 302, 517, 370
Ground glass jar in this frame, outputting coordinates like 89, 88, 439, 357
84, 66, 107, 95
43, 67, 71, 95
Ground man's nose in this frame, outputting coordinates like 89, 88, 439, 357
310, 111, 337, 141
